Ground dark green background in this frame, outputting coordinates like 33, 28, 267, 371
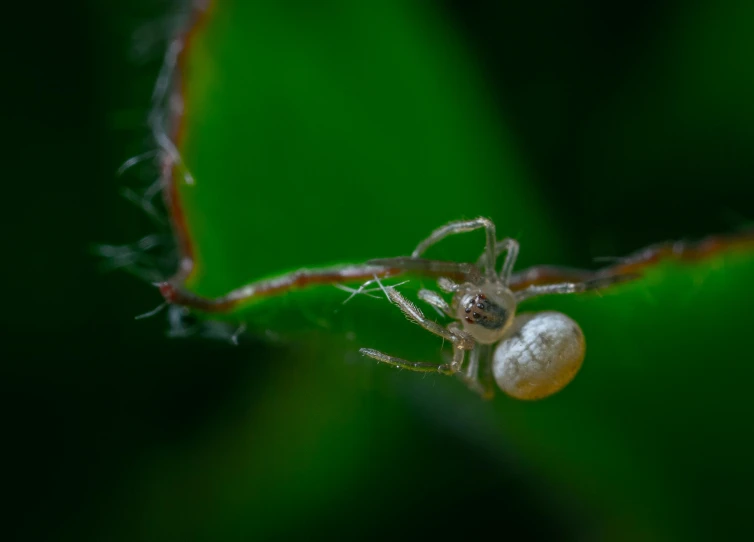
6, 1, 754, 540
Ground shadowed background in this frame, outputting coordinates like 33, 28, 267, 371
5, 0, 754, 540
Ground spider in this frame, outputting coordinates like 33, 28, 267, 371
360, 217, 610, 400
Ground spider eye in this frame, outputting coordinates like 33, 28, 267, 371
458, 286, 516, 344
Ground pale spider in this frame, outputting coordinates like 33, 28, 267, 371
360, 217, 613, 400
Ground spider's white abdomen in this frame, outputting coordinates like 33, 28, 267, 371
492, 311, 585, 400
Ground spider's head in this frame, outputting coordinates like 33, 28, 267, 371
456, 283, 516, 344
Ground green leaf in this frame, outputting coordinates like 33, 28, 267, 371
113, 1, 754, 540
172, 0, 562, 301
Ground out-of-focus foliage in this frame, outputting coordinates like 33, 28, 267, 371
176, 1, 555, 300
160, 1, 754, 540
7, 1, 754, 541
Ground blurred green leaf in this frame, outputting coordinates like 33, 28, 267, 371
117, 1, 754, 541
174, 0, 563, 300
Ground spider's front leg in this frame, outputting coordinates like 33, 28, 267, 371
375, 279, 474, 350
362, 342, 494, 398
417, 288, 454, 317
410, 217, 498, 280
360, 279, 475, 377
360, 343, 466, 376
476, 238, 520, 286
366, 257, 482, 284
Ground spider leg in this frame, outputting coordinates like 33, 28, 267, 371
410, 217, 497, 280
477, 343, 495, 399
335, 279, 410, 303
374, 277, 474, 349
367, 257, 482, 283
449, 344, 489, 397
514, 274, 632, 302
514, 282, 584, 303
362, 278, 476, 375
360, 345, 464, 376
446, 323, 488, 396
437, 277, 459, 293
417, 289, 453, 317
476, 238, 520, 286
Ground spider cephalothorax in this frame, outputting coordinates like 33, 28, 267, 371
456, 284, 516, 344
